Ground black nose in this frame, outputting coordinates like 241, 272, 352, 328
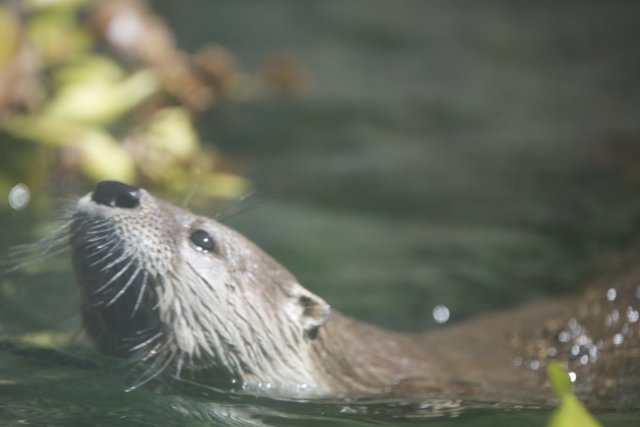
91, 181, 141, 209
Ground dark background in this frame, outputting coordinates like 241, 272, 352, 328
151, 0, 640, 329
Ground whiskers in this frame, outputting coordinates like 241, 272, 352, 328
125, 352, 175, 392
89, 258, 150, 318
131, 270, 149, 318
72, 213, 179, 390
124, 335, 176, 393
180, 186, 272, 225
73, 217, 151, 317
214, 191, 272, 224
126, 329, 165, 355
1, 218, 72, 274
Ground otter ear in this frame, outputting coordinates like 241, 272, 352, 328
292, 290, 330, 339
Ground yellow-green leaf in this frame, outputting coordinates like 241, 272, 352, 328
75, 130, 135, 183
546, 362, 602, 427
143, 107, 199, 160
46, 68, 158, 125
547, 362, 573, 398
24, 0, 90, 13
27, 10, 91, 65
199, 172, 250, 199
3, 115, 85, 147
3, 115, 135, 183
0, 6, 20, 65
53, 55, 125, 87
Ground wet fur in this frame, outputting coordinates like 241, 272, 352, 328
71, 191, 333, 394
70, 188, 640, 406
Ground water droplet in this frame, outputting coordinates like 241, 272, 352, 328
605, 309, 620, 327
575, 334, 590, 346
432, 305, 450, 324
622, 323, 631, 336
8, 183, 30, 210
626, 307, 639, 323
567, 318, 578, 329
528, 360, 540, 370
606, 287, 617, 301
579, 355, 589, 365
613, 333, 624, 346
546, 346, 558, 357
512, 357, 523, 367
570, 345, 581, 356
569, 372, 577, 382
558, 331, 570, 343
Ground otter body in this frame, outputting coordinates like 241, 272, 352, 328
70, 181, 640, 407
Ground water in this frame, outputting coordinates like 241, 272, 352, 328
2, 0, 640, 425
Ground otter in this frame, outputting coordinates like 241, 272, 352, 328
70, 180, 640, 408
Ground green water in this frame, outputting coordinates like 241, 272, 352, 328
2, 0, 640, 425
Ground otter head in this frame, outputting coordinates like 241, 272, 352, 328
70, 181, 331, 392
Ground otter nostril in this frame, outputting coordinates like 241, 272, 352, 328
92, 181, 141, 209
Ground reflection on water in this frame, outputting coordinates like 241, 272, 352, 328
0, 340, 544, 426
1, 337, 638, 426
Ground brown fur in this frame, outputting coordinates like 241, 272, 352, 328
70, 182, 640, 408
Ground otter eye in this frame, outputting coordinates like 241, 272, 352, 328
190, 229, 215, 252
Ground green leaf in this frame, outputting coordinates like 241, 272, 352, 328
2, 115, 135, 183
547, 362, 573, 398
546, 362, 602, 427
0, 6, 20, 65
27, 9, 92, 65
142, 107, 199, 160
45, 56, 159, 125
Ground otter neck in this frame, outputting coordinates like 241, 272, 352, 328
309, 312, 441, 396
